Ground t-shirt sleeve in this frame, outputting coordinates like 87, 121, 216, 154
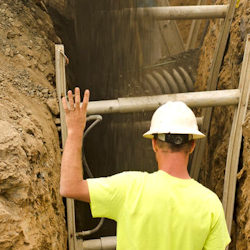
203, 202, 231, 250
87, 172, 129, 221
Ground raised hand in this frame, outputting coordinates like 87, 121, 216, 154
62, 87, 90, 136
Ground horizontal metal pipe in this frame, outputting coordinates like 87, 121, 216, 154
136, 5, 228, 20
87, 89, 240, 115
80, 236, 116, 250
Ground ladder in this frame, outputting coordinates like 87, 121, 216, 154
55, 1, 246, 249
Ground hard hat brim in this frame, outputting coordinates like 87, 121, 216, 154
143, 129, 206, 140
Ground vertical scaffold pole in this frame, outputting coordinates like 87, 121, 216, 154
222, 35, 250, 239
190, 0, 237, 180
55, 44, 76, 250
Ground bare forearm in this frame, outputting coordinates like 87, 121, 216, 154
60, 131, 84, 196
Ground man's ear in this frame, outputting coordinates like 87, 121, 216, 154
189, 140, 196, 154
152, 138, 157, 153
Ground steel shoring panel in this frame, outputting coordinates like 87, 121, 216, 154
55, 45, 240, 248
222, 35, 250, 242
55, 2, 236, 248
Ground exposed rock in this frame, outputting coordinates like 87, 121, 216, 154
0, 203, 24, 249
46, 97, 59, 116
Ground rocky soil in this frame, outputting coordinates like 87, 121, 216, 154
0, 0, 67, 249
195, 0, 250, 249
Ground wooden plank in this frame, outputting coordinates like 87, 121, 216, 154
186, 0, 207, 50
55, 45, 76, 250
222, 35, 250, 236
190, 0, 237, 180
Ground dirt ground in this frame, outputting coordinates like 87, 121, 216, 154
0, 0, 249, 249
0, 0, 66, 249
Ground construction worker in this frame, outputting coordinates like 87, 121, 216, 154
60, 87, 231, 250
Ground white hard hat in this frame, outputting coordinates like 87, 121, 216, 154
143, 101, 205, 140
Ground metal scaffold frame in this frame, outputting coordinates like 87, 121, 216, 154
55, 1, 248, 249
136, 5, 228, 20
55, 45, 76, 250
190, 0, 237, 179
86, 89, 239, 115
222, 35, 250, 239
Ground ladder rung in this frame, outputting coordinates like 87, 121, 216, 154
87, 89, 240, 115
136, 5, 228, 20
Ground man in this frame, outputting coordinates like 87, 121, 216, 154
60, 87, 231, 250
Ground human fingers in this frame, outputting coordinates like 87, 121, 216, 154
62, 97, 69, 113
75, 87, 80, 110
81, 89, 90, 115
68, 90, 74, 110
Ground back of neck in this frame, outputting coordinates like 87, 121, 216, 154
158, 152, 191, 179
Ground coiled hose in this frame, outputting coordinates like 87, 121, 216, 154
76, 115, 104, 238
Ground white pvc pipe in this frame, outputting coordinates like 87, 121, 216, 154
87, 89, 240, 115
81, 236, 116, 250
136, 5, 228, 20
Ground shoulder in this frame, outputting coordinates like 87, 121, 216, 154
192, 181, 224, 219
87, 171, 149, 187
111, 171, 150, 186
191, 181, 223, 208
117, 171, 149, 178
192, 181, 219, 197
103, 171, 150, 181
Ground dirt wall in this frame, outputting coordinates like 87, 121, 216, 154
0, 1, 67, 249
195, 0, 250, 249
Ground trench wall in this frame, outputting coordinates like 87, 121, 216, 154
0, 1, 67, 249
195, 0, 250, 248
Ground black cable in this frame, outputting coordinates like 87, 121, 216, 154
77, 115, 104, 238
83, 116, 102, 178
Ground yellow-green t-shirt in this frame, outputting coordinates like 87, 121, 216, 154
87, 170, 231, 250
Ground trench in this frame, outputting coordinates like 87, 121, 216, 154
50, 0, 213, 243
0, 0, 249, 249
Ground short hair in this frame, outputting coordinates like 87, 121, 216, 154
155, 139, 194, 153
